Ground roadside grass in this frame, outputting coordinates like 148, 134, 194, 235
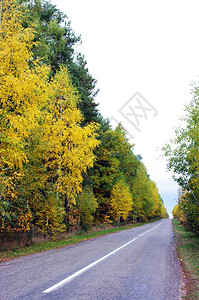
0, 219, 160, 263
173, 218, 199, 300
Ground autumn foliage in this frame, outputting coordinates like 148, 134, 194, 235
110, 179, 132, 224
0, 0, 168, 240
164, 82, 199, 234
0, 0, 99, 236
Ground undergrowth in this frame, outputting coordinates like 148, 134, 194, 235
0, 219, 160, 263
173, 218, 199, 300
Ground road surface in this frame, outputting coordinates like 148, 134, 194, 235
0, 219, 181, 300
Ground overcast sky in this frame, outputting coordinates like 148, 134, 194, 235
51, 0, 199, 217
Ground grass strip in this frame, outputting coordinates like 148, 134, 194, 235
0, 219, 159, 263
173, 218, 199, 300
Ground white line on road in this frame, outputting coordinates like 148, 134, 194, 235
138, 232, 146, 237
43, 222, 162, 294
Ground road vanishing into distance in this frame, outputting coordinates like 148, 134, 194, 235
0, 219, 182, 300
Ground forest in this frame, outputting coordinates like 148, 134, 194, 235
0, 0, 168, 241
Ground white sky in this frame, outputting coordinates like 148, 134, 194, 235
51, 0, 199, 217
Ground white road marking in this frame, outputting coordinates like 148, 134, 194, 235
43, 222, 162, 294
138, 232, 146, 237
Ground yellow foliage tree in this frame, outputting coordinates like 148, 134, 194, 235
172, 205, 179, 219
110, 179, 133, 224
131, 164, 152, 220
0, 0, 50, 233
45, 66, 100, 206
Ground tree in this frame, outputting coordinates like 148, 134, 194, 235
0, 0, 51, 234
155, 197, 168, 219
69, 54, 100, 125
110, 178, 133, 224
172, 205, 179, 219
45, 66, 100, 206
163, 82, 199, 233
113, 124, 138, 186
21, 0, 80, 74
131, 164, 163, 221
77, 186, 98, 229
92, 127, 121, 221
21, 0, 101, 125
91, 123, 138, 221
149, 181, 162, 218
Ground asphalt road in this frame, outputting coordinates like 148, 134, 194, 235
0, 219, 181, 300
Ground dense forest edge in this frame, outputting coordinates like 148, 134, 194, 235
162, 19, 199, 295
0, 0, 169, 247
163, 86, 199, 236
